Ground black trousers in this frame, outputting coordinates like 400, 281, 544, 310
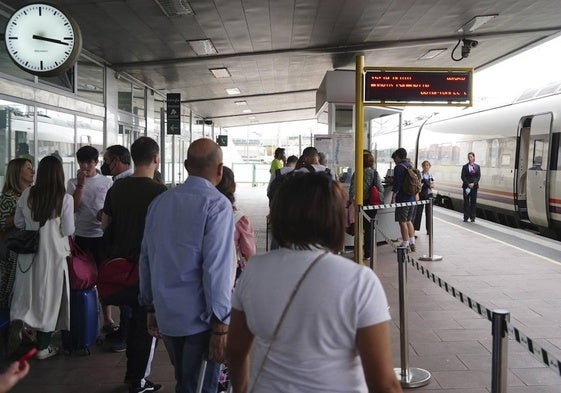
413, 197, 433, 233
126, 301, 157, 386
463, 188, 478, 220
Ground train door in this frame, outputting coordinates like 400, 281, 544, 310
518, 114, 551, 227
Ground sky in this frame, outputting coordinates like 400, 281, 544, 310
227, 33, 561, 142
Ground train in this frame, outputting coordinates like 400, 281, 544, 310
372, 83, 561, 239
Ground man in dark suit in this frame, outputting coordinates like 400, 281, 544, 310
461, 152, 481, 222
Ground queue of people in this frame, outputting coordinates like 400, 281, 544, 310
0, 139, 410, 393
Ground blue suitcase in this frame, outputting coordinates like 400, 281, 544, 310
62, 287, 99, 355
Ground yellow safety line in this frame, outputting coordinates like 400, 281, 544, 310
435, 216, 561, 267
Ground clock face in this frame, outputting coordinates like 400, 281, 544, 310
5, 3, 82, 76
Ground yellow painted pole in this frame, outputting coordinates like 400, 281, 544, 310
354, 55, 364, 263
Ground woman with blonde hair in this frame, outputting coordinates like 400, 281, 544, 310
11, 156, 74, 360
0, 158, 35, 353
228, 172, 401, 393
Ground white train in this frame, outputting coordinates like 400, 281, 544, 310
373, 84, 561, 239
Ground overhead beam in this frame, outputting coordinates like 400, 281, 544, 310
207, 106, 316, 120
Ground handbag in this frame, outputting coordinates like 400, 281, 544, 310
67, 237, 98, 290
249, 251, 328, 393
97, 256, 139, 299
6, 229, 40, 254
368, 184, 381, 205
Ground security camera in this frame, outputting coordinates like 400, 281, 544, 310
462, 39, 478, 48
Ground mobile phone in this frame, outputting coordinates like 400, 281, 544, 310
18, 347, 37, 364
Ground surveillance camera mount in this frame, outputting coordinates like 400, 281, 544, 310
451, 37, 478, 62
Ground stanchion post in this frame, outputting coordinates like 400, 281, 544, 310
393, 247, 431, 388
491, 310, 510, 393
265, 216, 269, 252
356, 205, 364, 263
419, 199, 442, 261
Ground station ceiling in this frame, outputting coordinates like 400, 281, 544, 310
2, 0, 561, 128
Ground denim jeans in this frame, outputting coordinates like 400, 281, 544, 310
162, 330, 220, 393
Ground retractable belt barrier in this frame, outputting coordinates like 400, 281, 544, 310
375, 226, 561, 381
362, 199, 430, 211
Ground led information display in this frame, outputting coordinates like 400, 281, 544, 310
364, 69, 472, 105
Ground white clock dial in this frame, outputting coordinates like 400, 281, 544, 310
5, 3, 82, 76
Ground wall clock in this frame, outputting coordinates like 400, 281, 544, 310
4, 3, 82, 77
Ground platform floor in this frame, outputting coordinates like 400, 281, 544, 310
4, 184, 561, 393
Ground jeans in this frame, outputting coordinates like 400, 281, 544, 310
163, 330, 220, 393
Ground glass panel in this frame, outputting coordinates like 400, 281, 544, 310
117, 77, 132, 112
132, 85, 145, 118
0, 100, 35, 186
77, 57, 105, 104
36, 108, 75, 181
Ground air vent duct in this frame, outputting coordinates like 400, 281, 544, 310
153, 0, 193, 17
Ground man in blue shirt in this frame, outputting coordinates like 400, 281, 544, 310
391, 148, 417, 252
139, 138, 234, 393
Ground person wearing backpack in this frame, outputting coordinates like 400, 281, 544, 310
349, 150, 384, 261
390, 148, 417, 252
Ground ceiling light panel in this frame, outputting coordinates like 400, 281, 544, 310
210, 68, 231, 78
187, 39, 217, 56
418, 48, 447, 60
153, 0, 193, 17
234, 100, 247, 105
457, 15, 498, 34
226, 88, 241, 95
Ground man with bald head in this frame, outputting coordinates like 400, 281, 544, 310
139, 138, 234, 393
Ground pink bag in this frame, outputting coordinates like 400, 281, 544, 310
67, 237, 98, 290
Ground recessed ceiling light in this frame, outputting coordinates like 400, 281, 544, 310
248, 116, 256, 120
153, 0, 193, 17
242, 109, 252, 113
226, 88, 241, 95
457, 15, 498, 34
187, 39, 217, 56
234, 100, 247, 106
209, 67, 231, 78
418, 48, 447, 60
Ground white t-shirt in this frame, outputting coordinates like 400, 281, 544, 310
67, 174, 112, 237
231, 248, 391, 393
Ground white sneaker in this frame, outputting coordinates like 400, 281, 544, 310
36, 345, 59, 360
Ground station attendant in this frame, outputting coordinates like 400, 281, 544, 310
461, 152, 481, 222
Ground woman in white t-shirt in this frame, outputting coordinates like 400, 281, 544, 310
227, 172, 402, 393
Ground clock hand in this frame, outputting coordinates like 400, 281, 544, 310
32, 34, 69, 46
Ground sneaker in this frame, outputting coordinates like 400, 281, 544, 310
7, 320, 23, 356
129, 380, 162, 393
36, 345, 59, 360
110, 340, 127, 353
409, 243, 416, 252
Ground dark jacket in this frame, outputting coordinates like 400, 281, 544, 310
461, 163, 481, 189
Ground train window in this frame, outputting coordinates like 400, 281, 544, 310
472, 141, 488, 166
531, 139, 545, 170
552, 133, 560, 170
490, 139, 499, 168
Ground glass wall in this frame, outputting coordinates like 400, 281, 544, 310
77, 56, 105, 104
36, 108, 75, 180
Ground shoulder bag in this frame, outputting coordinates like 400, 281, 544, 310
249, 251, 328, 393
6, 220, 45, 254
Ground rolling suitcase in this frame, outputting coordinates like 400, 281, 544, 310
62, 286, 100, 355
